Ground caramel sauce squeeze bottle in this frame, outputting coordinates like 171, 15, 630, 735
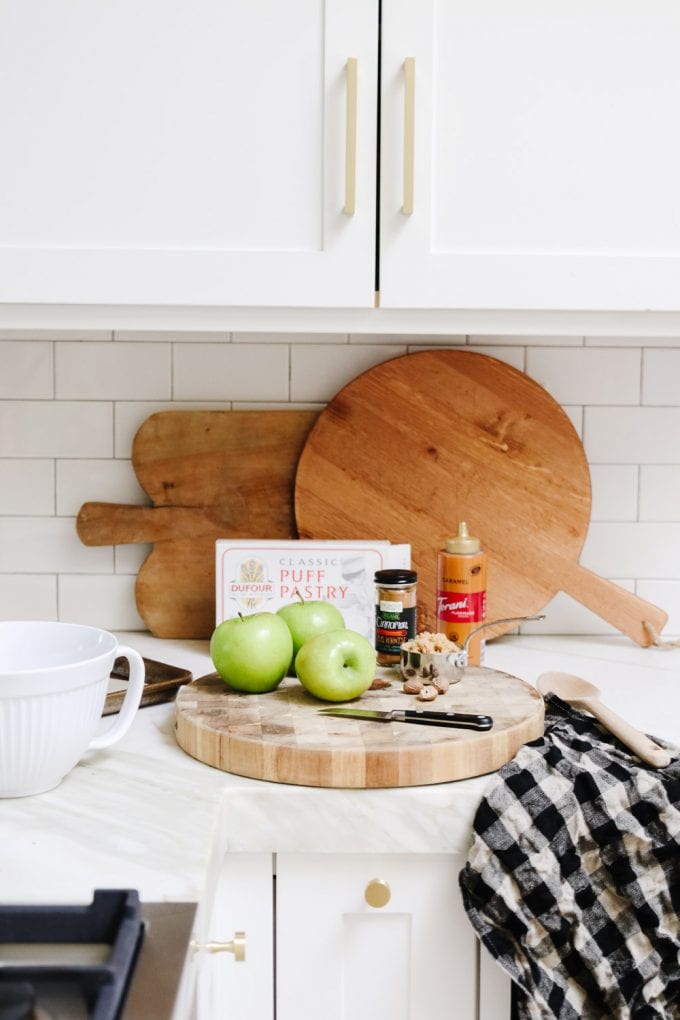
435, 522, 487, 666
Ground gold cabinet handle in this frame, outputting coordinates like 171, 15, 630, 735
364, 879, 391, 908
343, 57, 358, 215
191, 931, 246, 962
401, 57, 415, 216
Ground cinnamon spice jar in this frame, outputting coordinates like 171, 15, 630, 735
374, 569, 418, 666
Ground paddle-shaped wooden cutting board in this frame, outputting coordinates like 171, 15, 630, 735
294, 350, 667, 646
175, 666, 545, 788
77, 410, 318, 637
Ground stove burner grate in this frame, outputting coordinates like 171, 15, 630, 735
0, 890, 144, 1020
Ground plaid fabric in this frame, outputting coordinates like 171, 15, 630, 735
459, 695, 680, 1019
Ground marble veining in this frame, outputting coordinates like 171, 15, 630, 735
1, 633, 678, 906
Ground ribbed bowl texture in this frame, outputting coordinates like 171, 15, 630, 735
0, 621, 117, 797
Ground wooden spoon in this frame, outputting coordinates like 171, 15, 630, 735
537, 671, 672, 769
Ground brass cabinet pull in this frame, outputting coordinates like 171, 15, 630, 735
401, 57, 415, 215
364, 878, 391, 908
191, 931, 246, 961
344, 57, 358, 215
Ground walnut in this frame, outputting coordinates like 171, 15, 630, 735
369, 676, 392, 690
432, 676, 449, 695
402, 677, 423, 695
417, 686, 438, 702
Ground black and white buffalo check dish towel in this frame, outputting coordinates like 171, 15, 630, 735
459, 695, 680, 1019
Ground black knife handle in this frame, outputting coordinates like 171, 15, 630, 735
403, 710, 493, 731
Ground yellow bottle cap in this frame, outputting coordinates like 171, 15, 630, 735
445, 521, 481, 554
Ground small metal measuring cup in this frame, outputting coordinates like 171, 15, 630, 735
400, 615, 545, 684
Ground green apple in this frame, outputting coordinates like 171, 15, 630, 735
210, 612, 293, 693
277, 593, 345, 675
295, 629, 376, 702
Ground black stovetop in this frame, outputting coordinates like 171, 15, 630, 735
0, 891, 196, 1020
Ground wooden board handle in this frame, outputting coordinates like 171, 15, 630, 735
77, 502, 234, 546
560, 561, 668, 647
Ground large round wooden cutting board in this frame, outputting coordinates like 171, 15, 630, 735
174, 668, 544, 789
294, 350, 667, 646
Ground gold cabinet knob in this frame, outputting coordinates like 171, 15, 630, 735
191, 931, 246, 961
364, 879, 391, 908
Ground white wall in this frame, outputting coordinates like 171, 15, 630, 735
1, 329, 679, 637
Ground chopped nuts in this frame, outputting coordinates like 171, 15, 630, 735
401, 631, 460, 654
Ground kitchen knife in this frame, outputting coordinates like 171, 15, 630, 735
318, 707, 493, 731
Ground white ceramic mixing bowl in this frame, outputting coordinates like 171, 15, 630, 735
0, 621, 145, 797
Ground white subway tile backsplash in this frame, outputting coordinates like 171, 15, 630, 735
0, 330, 680, 634
58, 575, 145, 629
562, 406, 583, 437
405, 343, 525, 372
469, 334, 584, 347
115, 543, 152, 574
56, 460, 148, 516
0, 402, 113, 458
0, 460, 54, 515
114, 330, 229, 342
584, 407, 680, 464
0, 342, 53, 398
290, 343, 406, 402
350, 333, 465, 346
173, 343, 289, 401
469, 345, 525, 371
0, 574, 57, 620
636, 580, 680, 636
589, 465, 639, 521
0, 330, 111, 341
642, 348, 680, 405
519, 582, 635, 636
0, 518, 112, 573
236, 332, 348, 345
581, 523, 680, 578
56, 341, 171, 400
639, 466, 680, 522
585, 335, 680, 347
526, 347, 640, 405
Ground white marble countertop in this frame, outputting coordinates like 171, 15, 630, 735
2, 632, 679, 906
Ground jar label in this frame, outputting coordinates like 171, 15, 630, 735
379, 599, 403, 613
436, 590, 486, 623
375, 606, 417, 653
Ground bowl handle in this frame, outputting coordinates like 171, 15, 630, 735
88, 646, 145, 750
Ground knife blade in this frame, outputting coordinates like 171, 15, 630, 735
318, 707, 493, 731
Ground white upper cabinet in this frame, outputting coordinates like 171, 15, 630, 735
2, 1, 680, 314
0, 0, 378, 307
380, 0, 680, 310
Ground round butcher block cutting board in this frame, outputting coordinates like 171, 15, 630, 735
174, 667, 544, 789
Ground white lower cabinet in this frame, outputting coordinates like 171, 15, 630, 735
193, 853, 275, 1020
193, 851, 511, 1020
276, 852, 478, 1020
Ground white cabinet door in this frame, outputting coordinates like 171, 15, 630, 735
195, 852, 274, 1020
0, 0, 377, 307
479, 942, 512, 1020
380, 0, 680, 311
276, 853, 477, 1020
